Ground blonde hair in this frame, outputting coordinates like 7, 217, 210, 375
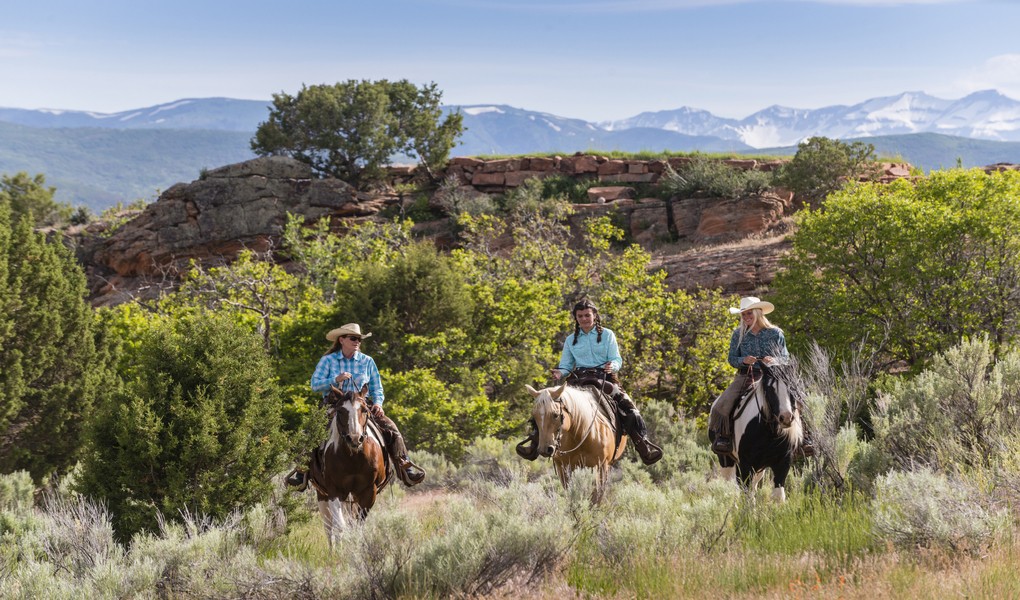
735, 308, 776, 348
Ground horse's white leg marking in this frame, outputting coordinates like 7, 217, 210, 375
317, 500, 336, 550
771, 486, 786, 503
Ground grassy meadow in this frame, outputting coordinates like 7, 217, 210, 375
3, 410, 1019, 600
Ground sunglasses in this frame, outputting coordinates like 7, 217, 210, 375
344, 336, 363, 342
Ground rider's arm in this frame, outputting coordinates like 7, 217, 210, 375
556, 333, 577, 375
726, 329, 746, 369
365, 357, 385, 406
603, 329, 623, 372
310, 354, 338, 394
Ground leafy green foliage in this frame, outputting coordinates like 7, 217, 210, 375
0, 205, 110, 481
0, 172, 72, 227
873, 336, 1020, 472
773, 169, 1020, 369
777, 136, 878, 202
76, 311, 288, 540
251, 80, 463, 187
657, 159, 775, 200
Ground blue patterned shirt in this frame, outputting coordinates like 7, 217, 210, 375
557, 327, 623, 375
310, 350, 384, 405
727, 326, 790, 370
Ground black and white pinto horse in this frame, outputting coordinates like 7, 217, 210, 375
714, 364, 803, 502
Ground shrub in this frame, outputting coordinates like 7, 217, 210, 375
76, 311, 289, 540
872, 468, 1007, 554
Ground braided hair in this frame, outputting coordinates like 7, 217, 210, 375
571, 298, 603, 344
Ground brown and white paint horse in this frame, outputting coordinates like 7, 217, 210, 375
309, 384, 390, 548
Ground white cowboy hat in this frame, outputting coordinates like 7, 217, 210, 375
729, 296, 775, 315
326, 323, 373, 342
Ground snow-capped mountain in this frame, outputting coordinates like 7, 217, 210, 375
0, 97, 272, 131
601, 90, 1020, 148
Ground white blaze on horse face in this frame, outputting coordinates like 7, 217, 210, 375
344, 397, 363, 441
775, 378, 795, 428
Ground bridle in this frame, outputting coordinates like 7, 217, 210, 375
544, 393, 598, 456
328, 386, 369, 450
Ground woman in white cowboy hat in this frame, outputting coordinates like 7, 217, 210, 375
286, 323, 425, 489
708, 297, 812, 456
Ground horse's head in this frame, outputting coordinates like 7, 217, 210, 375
761, 367, 797, 429
325, 383, 371, 450
526, 383, 569, 458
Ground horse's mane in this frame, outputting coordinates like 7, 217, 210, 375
538, 385, 604, 429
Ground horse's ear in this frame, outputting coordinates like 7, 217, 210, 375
550, 383, 567, 400
359, 383, 369, 398
330, 384, 342, 394
525, 384, 541, 398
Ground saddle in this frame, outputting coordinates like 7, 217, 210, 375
571, 376, 625, 452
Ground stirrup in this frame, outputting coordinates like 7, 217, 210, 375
284, 469, 308, 492
634, 438, 663, 465
712, 435, 732, 455
397, 458, 426, 486
515, 437, 539, 461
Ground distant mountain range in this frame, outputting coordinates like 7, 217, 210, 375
3, 92, 1020, 210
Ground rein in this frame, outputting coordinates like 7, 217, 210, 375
551, 395, 599, 456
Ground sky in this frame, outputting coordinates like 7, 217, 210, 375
2, 0, 1019, 122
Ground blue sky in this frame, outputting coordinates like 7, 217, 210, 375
2, 0, 1018, 121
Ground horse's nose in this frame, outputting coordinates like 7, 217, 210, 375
540, 446, 555, 457
345, 433, 361, 447
779, 411, 794, 427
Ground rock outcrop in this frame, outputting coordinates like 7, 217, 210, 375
78, 156, 396, 305
74, 154, 917, 306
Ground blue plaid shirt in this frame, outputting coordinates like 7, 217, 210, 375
727, 326, 789, 370
557, 327, 623, 375
310, 350, 385, 405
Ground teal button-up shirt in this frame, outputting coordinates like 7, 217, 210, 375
556, 327, 623, 375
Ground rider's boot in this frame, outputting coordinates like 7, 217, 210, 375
711, 428, 733, 455
390, 434, 426, 486
515, 419, 540, 461
616, 393, 663, 465
284, 469, 308, 492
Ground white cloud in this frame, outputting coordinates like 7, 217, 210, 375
955, 54, 1020, 99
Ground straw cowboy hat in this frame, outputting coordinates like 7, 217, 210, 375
326, 323, 373, 342
729, 296, 775, 315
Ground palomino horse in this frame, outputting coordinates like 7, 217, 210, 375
525, 383, 626, 498
308, 384, 391, 548
711, 364, 803, 502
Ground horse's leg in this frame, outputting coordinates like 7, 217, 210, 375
353, 486, 377, 521
316, 496, 340, 550
771, 459, 792, 503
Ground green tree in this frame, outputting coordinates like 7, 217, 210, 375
0, 205, 107, 480
76, 311, 288, 540
778, 136, 879, 202
0, 172, 72, 227
251, 80, 463, 188
773, 169, 1020, 370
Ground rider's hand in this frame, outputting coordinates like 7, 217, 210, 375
551, 369, 563, 380
762, 356, 775, 366
335, 372, 352, 384
603, 362, 613, 373
743, 355, 758, 365
370, 404, 384, 418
